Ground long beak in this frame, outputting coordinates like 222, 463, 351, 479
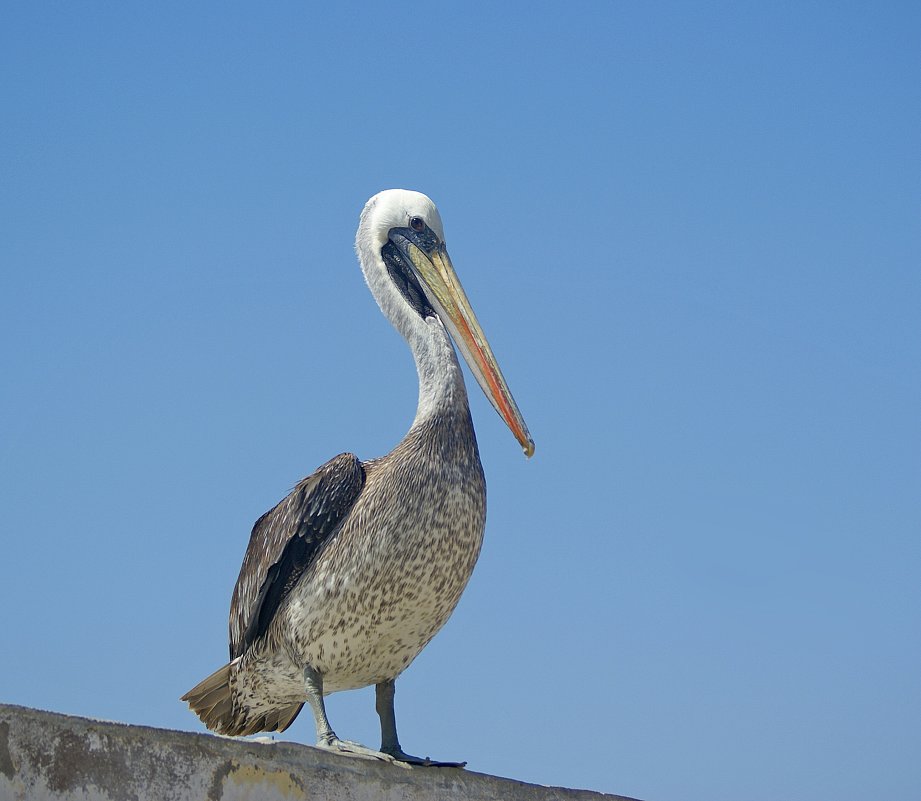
403, 241, 534, 458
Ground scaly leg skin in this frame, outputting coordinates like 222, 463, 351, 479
375, 678, 467, 768
303, 666, 411, 769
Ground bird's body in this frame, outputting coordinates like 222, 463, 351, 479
183, 190, 531, 764
226, 408, 484, 727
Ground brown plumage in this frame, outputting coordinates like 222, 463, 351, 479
183, 408, 484, 737
182, 663, 302, 736
182, 190, 531, 763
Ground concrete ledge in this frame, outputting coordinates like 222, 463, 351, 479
0, 703, 638, 801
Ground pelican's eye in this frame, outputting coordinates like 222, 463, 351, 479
410, 216, 425, 233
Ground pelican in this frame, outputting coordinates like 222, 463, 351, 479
182, 189, 533, 766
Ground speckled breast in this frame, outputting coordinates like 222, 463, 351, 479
281, 430, 486, 694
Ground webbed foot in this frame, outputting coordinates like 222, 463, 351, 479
383, 746, 466, 768
316, 735, 412, 769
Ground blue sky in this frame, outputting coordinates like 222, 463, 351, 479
2, 3, 919, 800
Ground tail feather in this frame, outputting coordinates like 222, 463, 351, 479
265, 702, 305, 733
181, 662, 304, 737
196, 683, 232, 713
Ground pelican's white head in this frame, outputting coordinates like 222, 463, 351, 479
354, 189, 534, 458
357, 189, 445, 256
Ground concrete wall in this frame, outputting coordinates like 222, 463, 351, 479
0, 704, 638, 801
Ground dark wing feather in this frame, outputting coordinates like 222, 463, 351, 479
228, 452, 365, 660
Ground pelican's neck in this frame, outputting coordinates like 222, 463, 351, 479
398, 317, 481, 470
409, 317, 472, 429
356, 231, 474, 435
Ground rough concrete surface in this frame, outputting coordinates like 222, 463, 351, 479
0, 703, 639, 801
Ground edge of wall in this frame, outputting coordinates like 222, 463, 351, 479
0, 703, 640, 801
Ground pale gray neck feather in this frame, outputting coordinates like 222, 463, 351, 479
356, 235, 473, 438
409, 316, 470, 428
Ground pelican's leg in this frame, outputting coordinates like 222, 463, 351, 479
375, 678, 466, 768
303, 666, 408, 766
